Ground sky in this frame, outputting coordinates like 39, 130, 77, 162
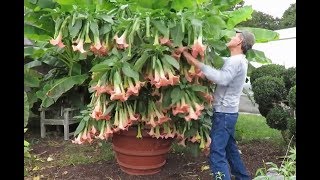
244, 0, 296, 18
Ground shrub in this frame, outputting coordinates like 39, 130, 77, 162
250, 64, 286, 84
257, 102, 274, 117
283, 67, 296, 91
266, 105, 290, 131
252, 76, 287, 108
287, 85, 296, 108
287, 117, 296, 141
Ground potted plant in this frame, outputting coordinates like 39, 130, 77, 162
24, 0, 279, 176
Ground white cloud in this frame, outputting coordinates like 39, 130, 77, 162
244, 0, 296, 18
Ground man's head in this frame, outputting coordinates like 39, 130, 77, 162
227, 30, 255, 54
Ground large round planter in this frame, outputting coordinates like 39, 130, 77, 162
112, 127, 173, 175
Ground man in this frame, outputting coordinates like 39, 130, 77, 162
180, 30, 255, 180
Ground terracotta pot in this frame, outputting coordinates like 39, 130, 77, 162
112, 127, 173, 175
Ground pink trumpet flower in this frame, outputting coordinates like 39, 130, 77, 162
184, 106, 200, 121
72, 132, 84, 144
72, 39, 86, 53
191, 36, 206, 61
50, 31, 65, 48
114, 30, 129, 49
159, 36, 173, 47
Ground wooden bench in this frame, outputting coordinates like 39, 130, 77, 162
39, 107, 80, 140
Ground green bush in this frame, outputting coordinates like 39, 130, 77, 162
266, 105, 290, 131
258, 102, 274, 117
283, 67, 296, 91
287, 117, 296, 141
252, 76, 287, 108
250, 64, 286, 84
287, 85, 296, 108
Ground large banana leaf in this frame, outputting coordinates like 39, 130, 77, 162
24, 91, 29, 128
24, 69, 42, 88
226, 6, 253, 29
246, 49, 272, 64
236, 27, 280, 43
36, 74, 88, 107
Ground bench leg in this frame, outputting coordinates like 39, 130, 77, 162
40, 122, 46, 138
64, 124, 69, 140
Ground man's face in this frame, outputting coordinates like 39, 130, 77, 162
226, 33, 243, 49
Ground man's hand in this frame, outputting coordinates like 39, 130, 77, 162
174, 46, 188, 54
182, 51, 201, 68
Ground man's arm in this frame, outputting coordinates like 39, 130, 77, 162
182, 51, 239, 86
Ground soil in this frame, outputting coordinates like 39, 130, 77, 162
25, 128, 286, 180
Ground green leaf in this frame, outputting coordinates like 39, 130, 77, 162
171, 87, 182, 104
237, 27, 280, 43
74, 120, 86, 136
133, 51, 149, 71
24, 69, 41, 87
100, 23, 112, 35
191, 18, 202, 27
105, 103, 116, 115
71, 63, 81, 75
171, 25, 184, 47
152, 0, 170, 9
151, 20, 168, 37
171, 0, 196, 11
162, 88, 172, 108
212, 0, 242, 10
246, 49, 272, 64
97, 14, 114, 24
122, 62, 139, 80
46, 74, 88, 99
90, 56, 118, 72
90, 20, 100, 36
191, 85, 208, 92
24, 60, 42, 68
68, 19, 83, 38
162, 55, 180, 70
24, 92, 30, 128
37, 75, 88, 108
37, 0, 56, 8
227, 6, 253, 29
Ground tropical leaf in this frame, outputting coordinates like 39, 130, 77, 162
122, 62, 139, 79
246, 49, 272, 64
24, 60, 42, 68
74, 120, 86, 136
171, 25, 184, 47
227, 6, 253, 29
171, 0, 197, 11
24, 69, 42, 87
68, 19, 83, 38
133, 51, 149, 71
237, 27, 280, 43
171, 87, 182, 104
162, 55, 180, 70
24, 91, 30, 128
37, 74, 88, 107
212, 0, 243, 10
90, 56, 118, 72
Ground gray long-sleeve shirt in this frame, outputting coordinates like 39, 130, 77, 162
200, 54, 248, 113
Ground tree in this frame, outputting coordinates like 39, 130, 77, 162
237, 10, 280, 30
279, 3, 296, 29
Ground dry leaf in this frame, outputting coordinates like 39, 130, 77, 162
47, 157, 53, 161
32, 166, 40, 171
201, 165, 210, 172
33, 176, 40, 180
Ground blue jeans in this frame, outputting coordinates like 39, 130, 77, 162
209, 112, 250, 180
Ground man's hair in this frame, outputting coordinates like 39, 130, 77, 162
237, 30, 255, 54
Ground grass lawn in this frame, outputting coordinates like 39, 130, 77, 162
236, 113, 285, 145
